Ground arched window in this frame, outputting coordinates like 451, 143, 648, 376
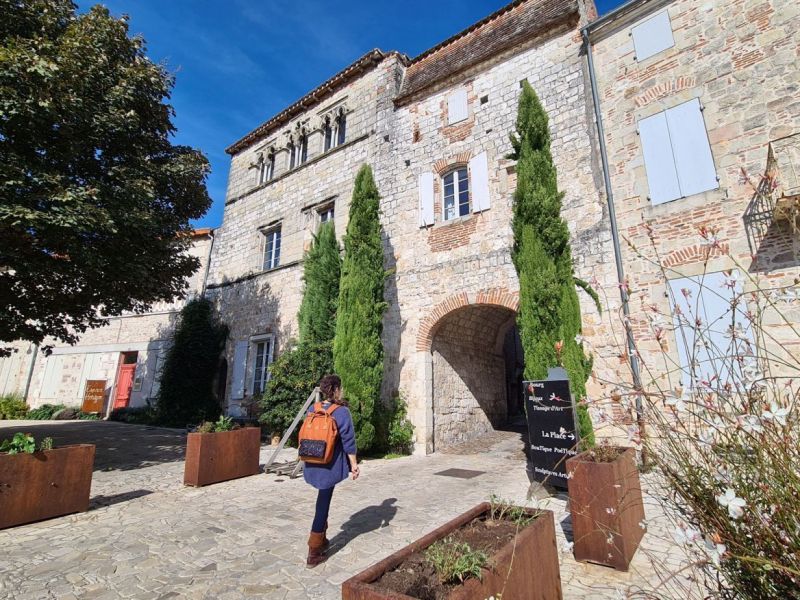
323, 116, 333, 152
259, 151, 275, 184
336, 112, 346, 147
288, 141, 296, 169
298, 132, 308, 164
442, 167, 469, 221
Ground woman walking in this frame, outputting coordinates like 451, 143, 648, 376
303, 374, 359, 567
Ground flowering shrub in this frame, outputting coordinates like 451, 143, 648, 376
589, 222, 800, 598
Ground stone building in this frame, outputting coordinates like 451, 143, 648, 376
0, 229, 214, 414
585, 0, 800, 401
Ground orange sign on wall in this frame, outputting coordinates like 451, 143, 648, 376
82, 380, 107, 414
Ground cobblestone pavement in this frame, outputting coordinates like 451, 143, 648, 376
0, 421, 696, 599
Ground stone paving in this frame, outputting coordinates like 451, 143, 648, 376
0, 421, 699, 599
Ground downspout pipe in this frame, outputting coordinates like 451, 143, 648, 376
582, 28, 647, 453
200, 228, 215, 299
22, 343, 39, 402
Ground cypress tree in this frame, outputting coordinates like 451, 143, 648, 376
156, 298, 228, 427
510, 82, 595, 445
334, 164, 387, 452
298, 221, 341, 347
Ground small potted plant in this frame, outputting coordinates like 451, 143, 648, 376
0, 433, 95, 529
565, 445, 645, 571
342, 497, 562, 599
183, 415, 261, 486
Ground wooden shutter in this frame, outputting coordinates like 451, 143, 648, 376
469, 152, 490, 213
639, 111, 681, 205
447, 88, 468, 124
418, 172, 435, 227
230, 341, 248, 400
631, 11, 674, 61
666, 98, 718, 198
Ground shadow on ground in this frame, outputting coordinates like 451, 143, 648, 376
328, 498, 399, 556
0, 421, 186, 471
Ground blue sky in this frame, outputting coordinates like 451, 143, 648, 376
84, 0, 626, 228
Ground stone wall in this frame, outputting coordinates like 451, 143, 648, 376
591, 0, 800, 399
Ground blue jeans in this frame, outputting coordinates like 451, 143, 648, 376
312, 487, 335, 533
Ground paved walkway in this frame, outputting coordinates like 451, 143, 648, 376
0, 421, 697, 599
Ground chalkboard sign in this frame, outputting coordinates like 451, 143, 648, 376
525, 368, 580, 489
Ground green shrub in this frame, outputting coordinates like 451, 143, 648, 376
156, 298, 229, 427
425, 538, 488, 584
26, 403, 65, 420
0, 432, 36, 454
0, 394, 28, 419
76, 411, 100, 420
39, 437, 54, 451
259, 341, 333, 438
386, 395, 415, 455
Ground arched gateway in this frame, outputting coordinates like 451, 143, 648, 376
417, 289, 525, 452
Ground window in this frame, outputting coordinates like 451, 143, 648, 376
447, 88, 468, 125
263, 227, 281, 270
639, 98, 718, 205
631, 11, 674, 61
258, 152, 274, 184
251, 337, 273, 395
324, 117, 333, 151
323, 112, 347, 152
336, 112, 346, 146
298, 133, 308, 165
288, 141, 296, 170
318, 204, 334, 225
443, 167, 470, 220
668, 271, 753, 391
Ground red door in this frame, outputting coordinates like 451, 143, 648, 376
114, 364, 136, 409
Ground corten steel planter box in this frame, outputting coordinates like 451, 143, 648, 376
342, 502, 562, 600
0, 444, 95, 530
566, 446, 645, 571
183, 427, 261, 487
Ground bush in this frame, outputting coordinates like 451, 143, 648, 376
0, 394, 28, 419
156, 298, 228, 427
425, 538, 487, 584
196, 415, 235, 433
259, 341, 333, 439
385, 395, 415, 455
109, 406, 156, 425
26, 403, 65, 420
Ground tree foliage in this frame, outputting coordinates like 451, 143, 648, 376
0, 1, 211, 354
333, 165, 387, 452
298, 221, 341, 347
156, 298, 228, 427
510, 82, 594, 445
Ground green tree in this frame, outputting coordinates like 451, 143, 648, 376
0, 1, 211, 355
334, 165, 387, 452
298, 221, 341, 347
510, 82, 595, 445
156, 298, 228, 427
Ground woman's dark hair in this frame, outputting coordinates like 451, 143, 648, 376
319, 374, 345, 405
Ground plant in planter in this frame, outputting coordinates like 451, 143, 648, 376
566, 445, 645, 571
342, 500, 562, 600
0, 433, 94, 530
183, 416, 261, 487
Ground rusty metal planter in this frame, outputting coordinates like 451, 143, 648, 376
566, 446, 645, 571
342, 502, 562, 600
183, 427, 261, 487
0, 444, 95, 530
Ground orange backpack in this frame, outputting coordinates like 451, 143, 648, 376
298, 402, 340, 464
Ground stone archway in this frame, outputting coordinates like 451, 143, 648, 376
417, 289, 522, 452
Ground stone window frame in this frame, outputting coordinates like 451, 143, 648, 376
441, 166, 471, 222
247, 333, 274, 396
317, 201, 335, 228
257, 147, 276, 185
260, 222, 282, 271
431, 151, 474, 227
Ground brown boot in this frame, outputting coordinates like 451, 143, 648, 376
307, 531, 327, 568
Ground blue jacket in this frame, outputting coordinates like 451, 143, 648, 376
303, 402, 357, 490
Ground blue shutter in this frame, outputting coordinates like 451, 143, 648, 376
418, 172, 435, 227
631, 11, 674, 61
666, 99, 719, 198
230, 341, 248, 400
639, 111, 681, 205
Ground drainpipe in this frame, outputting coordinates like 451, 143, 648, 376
582, 28, 648, 465
200, 228, 215, 299
22, 343, 39, 402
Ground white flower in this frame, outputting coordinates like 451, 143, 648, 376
698, 427, 716, 446
762, 402, 789, 427
606, 507, 617, 515
673, 523, 701, 545
666, 394, 686, 412
703, 535, 727, 566
574, 334, 584, 345
717, 488, 746, 519
722, 270, 743, 290
738, 414, 763, 435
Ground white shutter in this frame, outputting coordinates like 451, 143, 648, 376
639, 111, 681, 205
418, 172, 435, 227
666, 99, 718, 198
447, 88, 468, 124
631, 11, 674, 61
230, 341, 248, 400
469, 152, 490, 212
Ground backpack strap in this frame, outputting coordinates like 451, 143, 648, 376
311, 402, 341, 416
326, 404, 340, 415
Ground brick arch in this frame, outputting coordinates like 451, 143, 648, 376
662, 242, 730, 268
634, 77, 698, 108
416, 288, 519, 352
433, 152, 472, 175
